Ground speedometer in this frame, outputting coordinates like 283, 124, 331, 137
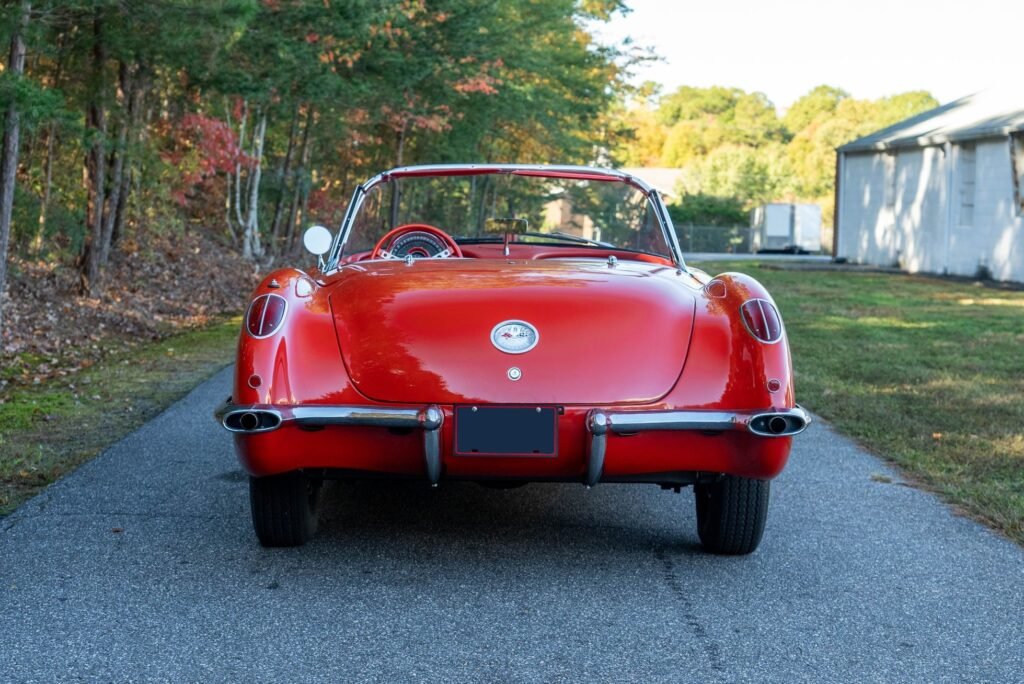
389, 231, 447, 259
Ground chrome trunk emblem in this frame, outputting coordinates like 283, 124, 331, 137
491, 320, 539, 354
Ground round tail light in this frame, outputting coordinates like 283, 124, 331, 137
246, 294, 288, 338
740, 298, 782, 343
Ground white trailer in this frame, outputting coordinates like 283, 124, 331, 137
750, 203, 822, 253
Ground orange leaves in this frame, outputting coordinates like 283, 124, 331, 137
452, 58, 504, 96
368, 20, 408, 44
381, 100, 453, 135
453, 76, 499, 96
314, 33, 362, 71
319, 49, 362, 70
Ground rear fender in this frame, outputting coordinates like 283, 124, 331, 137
233, 269, 361, 406
662, 272, 794, 410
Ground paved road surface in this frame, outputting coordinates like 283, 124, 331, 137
2, 366, 1022, 682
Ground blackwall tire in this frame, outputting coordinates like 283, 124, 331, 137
249, 472, 321, 547
694, 475, 770, 555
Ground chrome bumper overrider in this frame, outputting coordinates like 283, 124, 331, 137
583, 405, 811, 486
215, 400, 444, 485
215, 400, 809, 488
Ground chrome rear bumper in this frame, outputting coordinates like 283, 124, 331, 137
584, 406, 811, 486
215, 400, 444, 485
215, 400, 809, 488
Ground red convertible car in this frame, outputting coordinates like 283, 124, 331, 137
216, 164, 808, 554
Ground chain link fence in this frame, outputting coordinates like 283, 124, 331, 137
675, 224, 754, 254
674, 224, 832, 254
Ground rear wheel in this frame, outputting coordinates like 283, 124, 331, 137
694, 475, 770, 555
249, 472, 321, 547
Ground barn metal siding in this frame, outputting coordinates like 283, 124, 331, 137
838, 152, 896, 265
836, 92, 1023, 282
838, 139, 1023, 282
948, 139, 1024, 282
894, 147, 948, 274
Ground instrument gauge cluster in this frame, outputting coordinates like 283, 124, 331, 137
389, 231, 449, 259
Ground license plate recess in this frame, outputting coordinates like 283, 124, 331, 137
454, 406, 557, 457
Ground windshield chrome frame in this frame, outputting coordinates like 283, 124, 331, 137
324, 164, 687, 273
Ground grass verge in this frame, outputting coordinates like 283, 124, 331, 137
694, 260, 1024, 545
0, 318, 240, 515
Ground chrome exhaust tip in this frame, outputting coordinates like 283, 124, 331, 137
748, 408, 810, 437
222, 409, 283, 434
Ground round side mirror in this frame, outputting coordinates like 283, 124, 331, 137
303, 225, 333, 256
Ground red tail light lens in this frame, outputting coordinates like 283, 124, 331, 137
246, 294, 288, 338
740, 299, 782, 343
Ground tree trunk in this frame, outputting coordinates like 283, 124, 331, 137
232, 100, 248, 232
112, 64, 145, 248
388, 120, 407, 228
241, 108, 255, 211
285, 105, 314, 254
476, 175, 491, 232
0, 0, 30, 343
225, 170, 238, 245
80, 11, 107, 297
32, 29, 66, 254
242, 109, 267, 260
111, 161, 130, 248
285, 177, 301, 255
223, 98, 237, 242
295, 179, 311, 257
268, 102, 300, 257
98, 61, 134, 269
466, 175, 477, 234
33, 122, 55, 253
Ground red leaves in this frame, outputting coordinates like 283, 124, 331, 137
453, 75, 499, 96
180, 113, 250, 175
307, 186, 347, 226
159, 113, 252, 207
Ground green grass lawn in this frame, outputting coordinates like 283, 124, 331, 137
0, 318, 240, 515
695, 260, 1024, 545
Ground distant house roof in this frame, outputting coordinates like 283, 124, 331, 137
617, 167, 686, 198
838, 90, 1024, 153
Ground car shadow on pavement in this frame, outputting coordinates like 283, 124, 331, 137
309, 479, 706, 557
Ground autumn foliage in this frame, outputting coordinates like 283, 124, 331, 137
163, 113, 252, 206
0, 0, 629, 362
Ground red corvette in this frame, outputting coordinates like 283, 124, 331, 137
216, 164, 809, 553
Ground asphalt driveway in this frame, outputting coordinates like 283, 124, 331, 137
1, 366, 1022, 682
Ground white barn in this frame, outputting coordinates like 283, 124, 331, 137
834, 91, 1024, 282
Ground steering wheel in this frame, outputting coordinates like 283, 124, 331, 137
370, 223, 463, 260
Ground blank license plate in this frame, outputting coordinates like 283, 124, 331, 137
454, 406, 557, 456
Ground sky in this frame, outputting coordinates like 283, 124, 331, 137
594, 0, 1023, 111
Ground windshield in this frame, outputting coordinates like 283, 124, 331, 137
342, 172, 673, 259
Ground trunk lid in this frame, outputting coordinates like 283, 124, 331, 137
328, 259, 694, 405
